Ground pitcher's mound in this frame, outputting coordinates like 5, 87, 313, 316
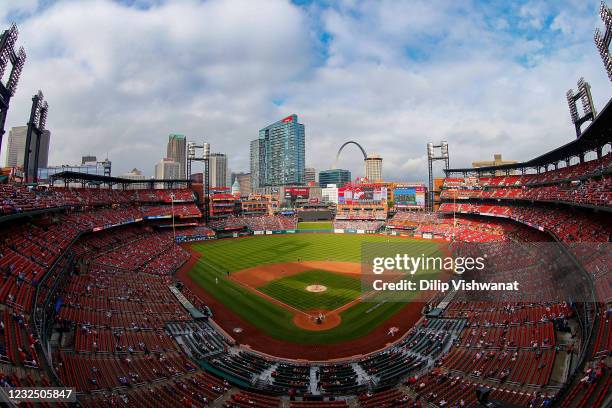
305, 284, 327, 293
293, 310, 341, 331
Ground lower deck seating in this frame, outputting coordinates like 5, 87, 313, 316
225, 391, 281, 408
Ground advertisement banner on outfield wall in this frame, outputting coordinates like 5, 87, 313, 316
360, 242, 609, 304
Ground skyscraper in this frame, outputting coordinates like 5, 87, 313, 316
236, 173, 252, 196
209, 153, 228, 189
251, 114, 305, 187
250, 139, 263, 189
120, 168, 147, 190
304, 167, 316, 184
166, 134, 186, 179
5, 126, 50, 175
364, 154, 383, 181
155, 158, 180, 188
319, 169, 351, 187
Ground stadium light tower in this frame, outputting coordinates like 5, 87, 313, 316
427, 141, 450, 211
187, 141, 211, 223
594, 1, 612, 82
0, 23, 27, 157
566, 77, 597, 138
23, 90, 49, 183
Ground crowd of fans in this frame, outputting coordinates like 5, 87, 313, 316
438, 203, 610, 242
441, 176, 611, 207
208, 215, 297, 231
332, 220, 385, 231
440, 154, 611, 208
0, 155, 609, 408
0, 186, 195, 216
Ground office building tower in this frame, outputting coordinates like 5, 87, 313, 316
166, 134, 187, 178
250, 139, 263, 189
251, 114, 305, 187
120, 168, 147, 190
5, 126, 50, 174
364, 154, 383, 181
319, 169, 351, 187
155, 158, 180, 188
209, 153, 228, 188
236, 173, 252, 196
305, 167, 316, 184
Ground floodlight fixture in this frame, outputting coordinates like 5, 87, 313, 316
594, 1, 612, 81
0, 23, 27, 157
566, 77, 596, 138
23, 91, 49, 183
601, 1, 612, 25
427, 141, 451, 211
39, 101, 49, 131
6, 47, 26, 95
577, 78, 596, 117
566, 90, 578, 122
187, 141, 196, 159
0, 24, 20, 82
202, 142, 210, 160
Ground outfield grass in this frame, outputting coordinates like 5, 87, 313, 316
258, 269, 361, 311
297, 221, 333, 230
188, 234, 440, 344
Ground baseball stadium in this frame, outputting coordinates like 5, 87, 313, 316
0, 2, 611, 408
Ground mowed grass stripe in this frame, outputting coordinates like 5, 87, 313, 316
191, 234, 439, 273
297, 221, 333, 230
188, 234, 441, 344
258, 270, 361, 311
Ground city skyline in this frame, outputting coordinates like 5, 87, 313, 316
0, 0, 610, 182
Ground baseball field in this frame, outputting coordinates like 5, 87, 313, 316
183, 234, 442, 347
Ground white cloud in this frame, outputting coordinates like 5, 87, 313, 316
1, 0, 312, 176
0, 0, 609, 183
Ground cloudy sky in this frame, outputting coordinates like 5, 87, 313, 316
0, 0, 610, 181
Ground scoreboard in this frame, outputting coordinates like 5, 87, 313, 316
394, 185, 426, 209
338, 185, 387, 204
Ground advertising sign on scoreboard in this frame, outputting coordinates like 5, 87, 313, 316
342, 185, 387, 204
284, 187, 309, 200
338, 187, 347, 204
394, 185, 426, 209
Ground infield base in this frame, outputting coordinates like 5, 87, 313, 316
293, 309, 341, 331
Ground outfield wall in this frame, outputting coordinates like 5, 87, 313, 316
251, 229, 386, 235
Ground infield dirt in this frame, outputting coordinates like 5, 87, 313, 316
176, 246, 424, 360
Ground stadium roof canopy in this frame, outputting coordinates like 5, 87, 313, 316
48, 171, 192, 187
445, 98, 612, 176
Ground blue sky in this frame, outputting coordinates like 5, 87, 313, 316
0, 0, 610, 181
